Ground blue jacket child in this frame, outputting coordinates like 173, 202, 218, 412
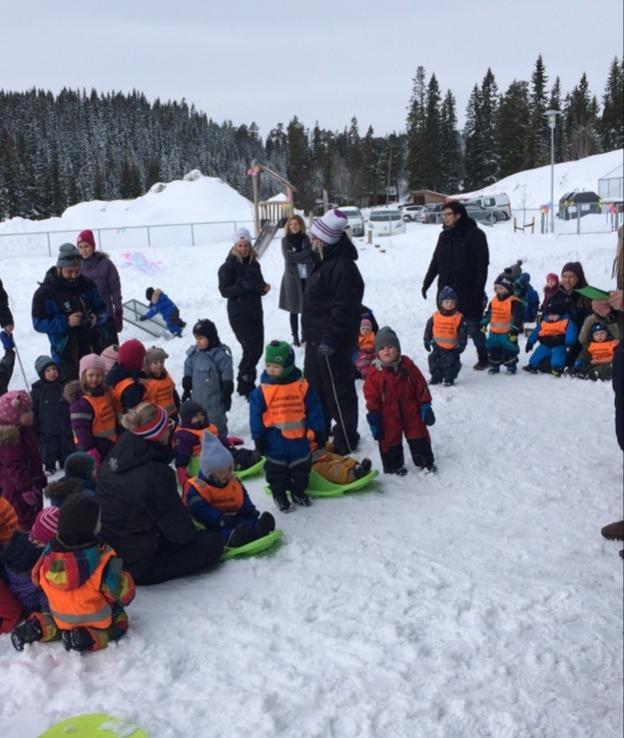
182, 432, 275, 548
141, 288, 186, 337
523, 298, 578, 375
519, 273, 540, 324
249, 340, 325, 513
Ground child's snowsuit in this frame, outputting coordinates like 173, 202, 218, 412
526, 317, 579, 372
0, 425, 45, 532
423, 306, 467, 384
31, 374, 73, 472
65, 381, 117, 464
363, 356, 434, 472
142, 290, 185, 336
183, 344, 234, 437
311, 449, 361, 484
482, 294, 524, 369
573, 338, 619, 380
28, 539, 135, 651
354, 331, 376, 379
249, 367, 324, 499
0, 531, 48, 628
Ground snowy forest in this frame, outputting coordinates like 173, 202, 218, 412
0, 54, 622, 220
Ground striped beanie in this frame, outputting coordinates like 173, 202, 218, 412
310, 208, 349, 245
130, 404, 170, 442
30, 506, 60, 546
0, 498, 18, 545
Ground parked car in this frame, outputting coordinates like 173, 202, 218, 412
401, 204, 425, 222
419, 203, 444, 224
340, 206, 365, 237
465, 205, 504, 224
367, 208, 406, 236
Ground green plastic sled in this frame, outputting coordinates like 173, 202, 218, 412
186, 455, 265, 480
220, 529, 283, 561
263, 469, 379, 499
39, 713, 147, 738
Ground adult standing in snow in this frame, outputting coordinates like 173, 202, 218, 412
31, 244, 108, 383
218, 228, 270, 398
422, 201, 490, 370
76, 230, 123, 350
302, 209, 364, 455
96, 402, 224, 585
278, 215, 314, 346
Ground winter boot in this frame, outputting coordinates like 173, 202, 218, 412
386, 466, 408, 477
256, 511, 276, 537
291, 490, 312, 507
505, 364, 517, 375
62, 627, 94, 652
442, 378, 454, 387
292, 333, 301, 348
272, 489, 293, 513
601, 520, 624, 540
429, 376, 442, 385
488, 365, 500, 375
424, 463, 438, 474
226, 522, 256, 548
522, 365, 538, 374
473, 359, 489, 371
11, 619, 43, 651
354, 458, 372, 479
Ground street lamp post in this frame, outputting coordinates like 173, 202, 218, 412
545, 110, 561, 234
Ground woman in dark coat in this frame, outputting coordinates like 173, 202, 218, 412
278, 215, 314, 346
422, 201, 490, 369
96, 402, 223, 585
218, 228, 270, 398
302, 209, 364, 456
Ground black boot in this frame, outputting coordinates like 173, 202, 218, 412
292, 333, 301, 347
291, 490, 312, 507
62, 627, 94, 652
226, 522, 256, 548
256, 511, 276, 536
11, 619, 43, 651
272, 489, 293, 513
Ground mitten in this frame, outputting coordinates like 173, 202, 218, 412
254, 437, 266, 456
138, 315, 147, 322
86, 448, 102, 467
113, 311, 123, 333
423, 341, 431, 353
420, 403, 435, 426
480, 323, 488, 334
509, 334, 518, 343
222, 380, 234, 411
0, 330, 15, 351
318, 335, 336, 357
181, 376, 192, 402
176, 468, 189, 488
366, 411, 383, 441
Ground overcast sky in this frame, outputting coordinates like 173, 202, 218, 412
2, 0, 622, 137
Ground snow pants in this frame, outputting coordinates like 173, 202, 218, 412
165, 308, 186, 337
528, 344, 567, 371
230, 315, 264, 396
26, 606, 129, 651
380, 437, 434, 473
0, 349, 15, 395
265, 455, 311, 497
40, 433, 75, 471
428, 346, 461, 382
486, 333, 519, 367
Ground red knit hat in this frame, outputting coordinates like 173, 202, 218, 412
77, 229, 96, 249
546, 273, 559, 284
29, 506, 60, 546
0, 498, 18, 546
0, 390, 32, 426
118, 339, 146, 371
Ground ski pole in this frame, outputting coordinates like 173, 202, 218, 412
12, 338, 29, 389
324, 353, 353, 455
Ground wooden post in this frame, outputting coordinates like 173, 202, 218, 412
251, 159, 260, 238
530, 216, 535, 235
367, 230, 372, 244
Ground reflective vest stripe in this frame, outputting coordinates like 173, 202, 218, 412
49, 603, 112, 626
432, 311, 463, 350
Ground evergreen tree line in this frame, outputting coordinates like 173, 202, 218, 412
0, 54, 621, 220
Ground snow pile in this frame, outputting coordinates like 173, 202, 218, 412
0, 217, 622, 737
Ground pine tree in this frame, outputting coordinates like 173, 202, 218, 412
477, 68, 500, 185
600, 57, 624, 150
405, 66, 427, 190
564, 72, 601, 159
286, 116, 313, 211
549, 77, 565, 161
421, 74, 442, 190
463, 85, 483, 191
360, 125, 381, 206
438, 90, 462, 193
497, 80, 530, 178
524, 54, 550, 168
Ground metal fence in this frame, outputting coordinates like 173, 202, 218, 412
0, 219, 256, 259
511, 207, 621, 235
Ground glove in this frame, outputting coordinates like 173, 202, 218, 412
0, 330, 15, 351
176, 468, 189, 488
509, 334, 518, 343
423, 341, 431, 353
480, 323, 488, 335
366, 411, 383, 441
421, 286, 427, 299
86, 448, 102, 467
113, 311, 123, 333
254, 437, 266, 456
318, 335, 336, 357
420, 403, 435, 426
525, 342, 534, 353
313, 429, 327, 448
223, 394, 232, 412
222, 380, 234, 412
138, 315, 147, 322
22, 490, 40, 507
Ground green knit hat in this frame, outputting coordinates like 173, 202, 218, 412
265, 340, 295, 376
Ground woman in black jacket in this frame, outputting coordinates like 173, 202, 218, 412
218, 228, 270, 398
278, 215, 314, 346
96, 402, 223, 585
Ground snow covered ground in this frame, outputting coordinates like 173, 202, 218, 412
1, 212, 623, 736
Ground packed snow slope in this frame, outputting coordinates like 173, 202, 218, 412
459, 148, 623, 209
0, 218, 622, 738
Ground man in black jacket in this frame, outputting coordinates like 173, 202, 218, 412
422, 201, 490, 369
302, 209, 364, 455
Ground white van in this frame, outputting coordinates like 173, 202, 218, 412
471, 193, 511, 220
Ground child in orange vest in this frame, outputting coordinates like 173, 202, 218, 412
354, 318, 376, 379
423, 286, 467, 386
10, 495, 136, 652
249, 340, 325, 512
523, 298, 579, 376
64, 354, 117, 466
183, 431, 275, 547
143, 346, 180, 421
571, 322, 619, 380
106, 339, 147, 421
481, 274, 524, 375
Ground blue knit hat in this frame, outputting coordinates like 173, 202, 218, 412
590, 322, 608, 335
438, 286, 457, 307
200, 431, 233, 477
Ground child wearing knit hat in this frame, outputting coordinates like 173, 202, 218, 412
354, 318, 376, 380
541, 273, 560, 312
11, 494, 136, 653
364, 327, 436, 476
523, 299, 579, 376
571, 322, 620, 381
30, 355, 73, 474
481, 275, 525, 375
0, 391, 46, 532
249, 340, 325, 512
143, 346, 180, 422
63, 353, 117, 466
106, 339, 148, 422
140, 288, 186, 337
423, 286, 467, 387
182, 432, 275, 548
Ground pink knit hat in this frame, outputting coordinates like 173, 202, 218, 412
310, 208, 349, 245
79, 353, 106, 377
0, 390, 32, 425
100, 344, 119, 372
30, 507, 60, 546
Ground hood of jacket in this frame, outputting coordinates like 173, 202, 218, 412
35, 540, 112, 592
321, 232, 359, 263
443, 215, 479, 238
0, 531, 41, 572
0, 423, 20, 445
103, 430, 175, 474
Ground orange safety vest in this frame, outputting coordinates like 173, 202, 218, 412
261, 380, 308, 439
432, 311, 463, 349
144, 374, 177, 417
358, 333, 375, 352
538, 319, 568, 338
489, 296, 519, 334
588, 339, 619, 365
73, 393, 118, 445
177, 425, 219, 457
37, 549, 115, 630
183, 476, 244, 512
111, 377, 137, 420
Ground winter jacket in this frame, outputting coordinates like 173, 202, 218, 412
79, 251, 122, 320
301, 233, 365, 349
143, 290, 179, 325
96, 432, 198, 575
0, 277, 14, 328
363, 356, 431, 451
422, 217, 490, 320
527, 318, 579, 350
544, 286, 591, 330
249, 367, 325, 463
0, 531, 47, 616
578, 311, 621, 346
64, 381, 116, 461
279, 233, 314, 313
31, 267, 107, 365
0, 347, 15, 396
218, 252, 268, 321
173, 424, 218, 470
0, 424, 45, 531
183, 344, 234, 436
106, 363, 146, 417
0, 578, 22, 633
183, 474, 259, 534
31, 377, 72, 439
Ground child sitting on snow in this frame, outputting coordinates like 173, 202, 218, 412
250, 340, 325, 512
571, 322, 619, 381
364, 326, 436, 476
523, 298, 578, 376
11, 495, 136, 653
182, 432, 275, 548
423, 286, 467, 386
311, 447, 372, 485
143, 346, 180, 421
141, 287, 186, 337
481, 273, 524, 375
354, 318, 376, 379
